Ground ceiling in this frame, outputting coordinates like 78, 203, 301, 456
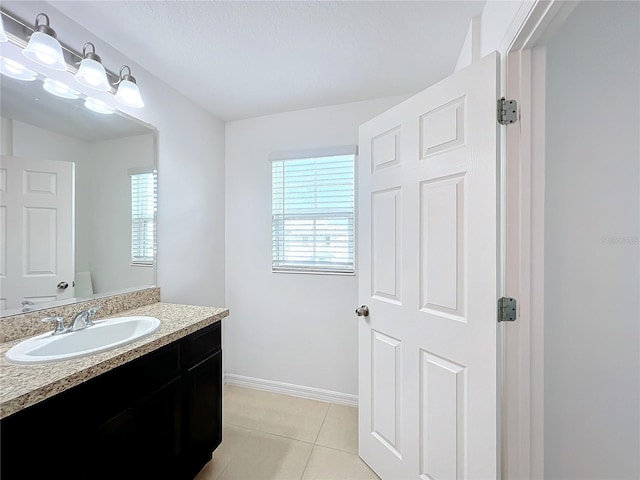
49, 1, 485, 121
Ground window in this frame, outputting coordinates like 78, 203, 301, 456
130, 169, 157, 265
271, 147, 356, 274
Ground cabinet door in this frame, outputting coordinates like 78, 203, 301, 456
0, 390, 88, 479
94, 378, 182, 480
182, 351, 222, 477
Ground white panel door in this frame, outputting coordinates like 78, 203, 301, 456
358, 52, 499, 479
0, 156, 74, 311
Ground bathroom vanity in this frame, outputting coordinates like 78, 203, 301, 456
0, 298, 228, 480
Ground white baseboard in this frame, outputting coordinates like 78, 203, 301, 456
225, 373, 358, 407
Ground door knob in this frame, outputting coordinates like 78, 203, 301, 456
57, 281, 69, 290
355, 305, 370, 317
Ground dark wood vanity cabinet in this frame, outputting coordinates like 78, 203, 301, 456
94, 377, 183, 479
0, 322, 222, 480
180, 325, 223, 479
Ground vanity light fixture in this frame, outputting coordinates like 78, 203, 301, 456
0, 13, 8, 42
22, 13, 67, 71
43, 78, 81, 99
114, 65, 144, 108
0, 56, 37, 81
84, 96, 114, 114
2, 8, 146, 108
75, 42, 111, 91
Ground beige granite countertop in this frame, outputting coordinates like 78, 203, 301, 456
0, 302, 229, 420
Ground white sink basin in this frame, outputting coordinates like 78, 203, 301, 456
5, 316, 161, 365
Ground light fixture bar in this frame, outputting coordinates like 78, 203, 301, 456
0, 8, 119, 87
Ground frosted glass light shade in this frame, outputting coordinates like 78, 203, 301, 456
0, 57, 37, 81
115, 79, 144, 108
75, 57, 111, 91
43, 78, 80, 99
23, 31, 67, 71
84, 97, 114, 114
0, 15, 8, 43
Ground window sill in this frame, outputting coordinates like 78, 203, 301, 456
272, 268, 356, 276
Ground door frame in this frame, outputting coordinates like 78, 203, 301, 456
501, 1, 580, 478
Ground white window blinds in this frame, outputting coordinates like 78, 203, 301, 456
130, 170, 157, 265
272, 150, 355, 274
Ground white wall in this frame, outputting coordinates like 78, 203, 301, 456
455, 0, 528, 70
479, 1, 527, 57
225, 96, 407, 396
454, 19, 474, 72
89, 134, 155, 293
4, 0, 227, 307
454, 19, 473, 71
544, 1, 639, 478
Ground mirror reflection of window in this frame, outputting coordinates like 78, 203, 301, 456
130, 169, 157, 266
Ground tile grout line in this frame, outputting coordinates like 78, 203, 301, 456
311, 404, 361, 455
212, 426, 253, 480
224, 417, 359, 455
298, 444, 316, 480
313, 404, 331, 445
299, 405, 331, 479
223, 420, 318, 446
311, 442, 358, 456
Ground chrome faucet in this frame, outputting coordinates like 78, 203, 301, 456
70, 306, 101, 332
41, 306, 101, 336
21, 300, 36, 313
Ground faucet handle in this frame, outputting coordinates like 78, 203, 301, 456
42, 316, 68, 335
85, 306, 101, 326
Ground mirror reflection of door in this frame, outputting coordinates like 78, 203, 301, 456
0, 156, 74, 311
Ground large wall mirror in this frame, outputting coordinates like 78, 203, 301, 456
0, 70, 158, 318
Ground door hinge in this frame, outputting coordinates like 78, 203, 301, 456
497, 297, 517, 323
497, 98, 518, 125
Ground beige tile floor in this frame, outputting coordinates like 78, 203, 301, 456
195, 385, 380, 480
